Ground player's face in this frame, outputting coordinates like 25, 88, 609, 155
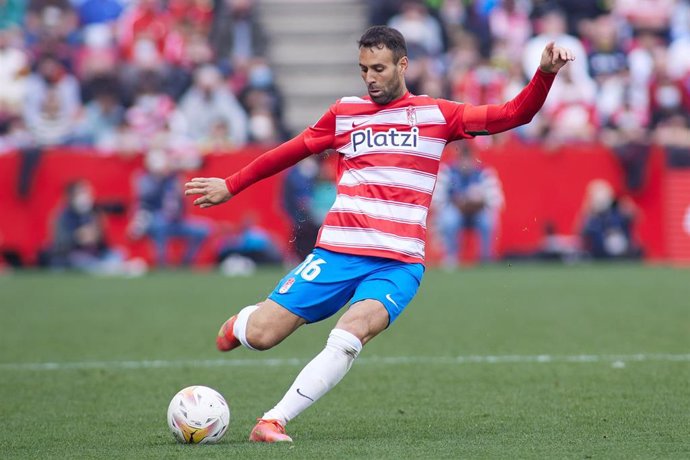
359, 46, 408, 105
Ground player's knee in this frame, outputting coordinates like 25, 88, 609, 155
336, 300, 389, 345
244, 322, 278, 351
334, 316, 368, 342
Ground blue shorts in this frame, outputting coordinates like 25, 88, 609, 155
268, 248, 424, 325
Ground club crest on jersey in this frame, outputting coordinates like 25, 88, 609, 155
350, 127, 419, 152
278, 277, 295, 294
406, 106, 417, 126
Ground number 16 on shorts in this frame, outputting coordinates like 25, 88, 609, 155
294, 253, 327, 281
278, 254, 327, 294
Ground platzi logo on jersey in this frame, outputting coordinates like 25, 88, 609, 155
351, 127, 419, 152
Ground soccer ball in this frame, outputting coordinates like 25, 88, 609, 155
167, 385, 230, 444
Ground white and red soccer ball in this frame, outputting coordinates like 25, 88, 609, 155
167, 385, 230, 444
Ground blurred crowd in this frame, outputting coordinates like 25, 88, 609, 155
370, 0, 690, 191
369, 0, 684, 265
4, 0, 688, 272
0, 0, 289, 161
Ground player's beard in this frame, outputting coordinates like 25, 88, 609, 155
369, 74, 405, 105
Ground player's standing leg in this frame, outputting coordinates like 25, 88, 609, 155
249, 299, 388, 443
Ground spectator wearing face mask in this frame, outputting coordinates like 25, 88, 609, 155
128, 148, 211, 267
49, 180, 144, 275
174, 64, 248, 148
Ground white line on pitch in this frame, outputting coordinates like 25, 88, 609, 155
1, 353, 689, 372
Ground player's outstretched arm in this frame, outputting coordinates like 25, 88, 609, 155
184, 178, 232, 209
184, 132, 315, 209
461, 42, 574, 136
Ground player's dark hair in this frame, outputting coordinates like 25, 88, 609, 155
358, 26, 407, 63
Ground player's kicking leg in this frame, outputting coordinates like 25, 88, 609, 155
216, 299, 306, 352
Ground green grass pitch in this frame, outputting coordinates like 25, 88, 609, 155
1, 264, 688, 459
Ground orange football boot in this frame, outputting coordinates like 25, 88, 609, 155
249, 419, 293, 443
215, 315, 241, 352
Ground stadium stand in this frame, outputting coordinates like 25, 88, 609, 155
0, 0, 689, 266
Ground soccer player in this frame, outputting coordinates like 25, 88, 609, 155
184, 26, 574, 443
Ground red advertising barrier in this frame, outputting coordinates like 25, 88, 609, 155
476, 143, 665, 260
0, 143, 666, 266
664, 170, 690, 263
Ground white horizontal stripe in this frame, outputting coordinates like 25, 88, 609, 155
335, 105, 446, 134
330, 194, 428, 227
2, 353, 686, 371
340, 96, 372, 104
339, 167, 436, 194
320, 225, 425, 258
340, 135, 445, 160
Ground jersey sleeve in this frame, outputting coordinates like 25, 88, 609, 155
302, 103, 337, 154
436, 99, 474, 141
440, 69, 557, 139
224, 132, 313, 195
223, 103, 338, 196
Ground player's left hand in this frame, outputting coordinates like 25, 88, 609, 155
539, 42, 575, 73
184, 177, 232, 208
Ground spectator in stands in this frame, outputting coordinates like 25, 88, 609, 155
613, 0, 675, 38
388, 1, 445, 58
198, 118, 235, 154
647, 47, 690, 126
128, 149, 210, 267
216, 216, 283, 269
282, 156, 321, 262
488, 0, 532, 60
75, 24, 119, 96
554, 0, 610, 37
23, 54, 81, 146
543, 64, 599, 145
124, 72, 176, 142
0, 29, 29, 121
240, 58, 289, 140
433, 144, 504, 267
24, 0, 79, 46
451, 56, 507, 107
168, 0, 214, 33
117, 0, 195, 102
627, 29, 664, 91
26, 87, 78, 146
209, 0, 266, 70
49, 180, 143, 274
584, 14, 630, 125
175, 64, 248, 147
522, 7, 590, 87
74, 80, 125, 150
579, 179, 643, 260
18, 54, 79, 168
117, 0, 172, 64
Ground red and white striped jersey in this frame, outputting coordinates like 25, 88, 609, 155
225, 70, 555, 265
303, 92, 474, 264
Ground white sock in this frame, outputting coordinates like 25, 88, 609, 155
233, 305, 260, 350
262, 328, 362, 425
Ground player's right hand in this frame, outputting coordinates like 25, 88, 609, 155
184, 177, 232, 208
